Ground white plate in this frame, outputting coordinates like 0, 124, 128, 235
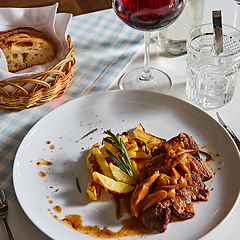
13, 90, 240, 240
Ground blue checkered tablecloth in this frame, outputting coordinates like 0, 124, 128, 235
0, 9, 143, 203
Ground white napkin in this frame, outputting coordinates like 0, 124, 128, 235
0, 3, 72, 83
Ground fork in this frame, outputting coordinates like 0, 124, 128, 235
0, 184, 14, 240
216, 112, 240, 152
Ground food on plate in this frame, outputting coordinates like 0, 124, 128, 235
92, 171, 135, 195
110, 163, 135, 185
86, 123, 214, 234
0, 27, 55, 72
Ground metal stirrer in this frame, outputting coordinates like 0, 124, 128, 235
212, 10, 223, 55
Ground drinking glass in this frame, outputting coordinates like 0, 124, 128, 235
234, 0, 240, 29
113, 0, 186, 93
186, 24, 240, 109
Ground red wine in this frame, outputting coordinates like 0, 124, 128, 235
113, 0, 185, 31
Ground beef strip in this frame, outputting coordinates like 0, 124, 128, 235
189, 155, 214, 181
138, 200, 171, 233
187, 171, 209, 201
130, 133, 213, 233
130, 169, 209, 232
171, 188, 195, 220
151, 143, 166, 157
151, 133, 200, 158
178, 133, 200, 158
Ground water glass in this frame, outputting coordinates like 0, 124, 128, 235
186, 23, 240, 108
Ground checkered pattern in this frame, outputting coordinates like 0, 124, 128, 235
0, 9, 143, 203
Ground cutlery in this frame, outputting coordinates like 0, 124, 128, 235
216, 112, 240, 152
0, 184, 14, 240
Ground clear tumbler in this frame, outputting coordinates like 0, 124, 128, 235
186, 23, 240, 109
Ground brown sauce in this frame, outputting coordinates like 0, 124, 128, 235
38, 171, 46, 177
49, 144, 55, 150
53, 205, 62, 213
37, 158, 52, 166
60, 214, 152, 238
205, 155, 213, 162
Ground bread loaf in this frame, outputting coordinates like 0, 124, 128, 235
0, 27, 55, 72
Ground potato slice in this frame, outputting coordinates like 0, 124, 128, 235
133, 123, 166, 149
86, 143, 113, 200
118, 132, 131, 142
135, 138, 149, 155
100, 133, 130, 156
92, 171, 135, 196
131, 160, 141, 183
90, 145, 113, 178
87, 174, 101, 200
109, 163, 135, 185
86, 142, 101, 169
125, 140, 139, 157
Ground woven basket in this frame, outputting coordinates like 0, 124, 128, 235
0, 35, 75, 109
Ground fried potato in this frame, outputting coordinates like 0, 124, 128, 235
119, 132, 131, 142
86, 142, 101, 169
101, 136, 138, 154
87, 174, 101, 200
92, 171, 135, 196
135, 138, 149, 155
86, 123, 165, 201
131, 160, 141, 183
86, 143, 113, 200
86, 143, 103, 200
124, 140, 139, 157
100, 137, 119, 157
133, 123, 166, 149
109, 163, 135, 185
89, 145, 113, 178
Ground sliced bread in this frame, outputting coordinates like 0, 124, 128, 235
0, 27, 55, 72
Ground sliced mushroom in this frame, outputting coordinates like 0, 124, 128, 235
141, 190, 168, 212
130, 170, 160, 218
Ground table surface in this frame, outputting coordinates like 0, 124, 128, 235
1, 0, 240, 239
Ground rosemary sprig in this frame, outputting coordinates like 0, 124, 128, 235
77, 128, 98, 142
103, 130, 136, 184
115, 196, 120, 219
76, 177, 81, 193
200, 150, 213, 160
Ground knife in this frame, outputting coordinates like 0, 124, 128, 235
216, 112, 240, 151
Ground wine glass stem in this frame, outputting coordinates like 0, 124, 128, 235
140, 32, 152, 81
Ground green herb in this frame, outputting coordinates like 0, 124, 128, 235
77, 128, 98, 142
76, 177, 81, 193
115, 196, 120, 218
200, 150, 212, 159
103, 130, 136, 184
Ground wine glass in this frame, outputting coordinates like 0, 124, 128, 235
113, 0, 186, 93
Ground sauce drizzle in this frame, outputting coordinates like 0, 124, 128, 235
60, 214, 152, 238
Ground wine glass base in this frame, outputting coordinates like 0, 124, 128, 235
118, 67, 172, 94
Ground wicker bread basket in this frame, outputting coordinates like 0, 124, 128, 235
0, 35, 75, 109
